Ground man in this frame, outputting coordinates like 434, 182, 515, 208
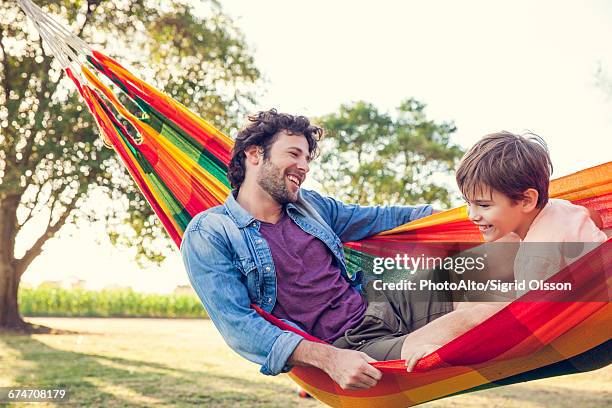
181, 109, 477, 390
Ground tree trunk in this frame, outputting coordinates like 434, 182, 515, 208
0, 195, 26, 330
0, 262, 25, 329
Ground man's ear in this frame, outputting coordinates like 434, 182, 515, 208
244, 145, 262, 165
521, 188, 539, 213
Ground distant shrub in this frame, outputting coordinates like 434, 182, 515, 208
19, 287, 208, 318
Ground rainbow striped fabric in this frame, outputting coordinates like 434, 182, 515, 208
16, 0, 610, 400
62, 50, 611, 407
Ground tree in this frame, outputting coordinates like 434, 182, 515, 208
315, 99, 464, 207
0, 0, 260, 330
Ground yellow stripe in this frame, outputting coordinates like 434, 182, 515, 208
378, 206, 469, 236
150, 131, 230, 202
113, 125, 183, 238
83, 84, 182, 237
97, 56, 234, 151
84, 65, 230, 204
549, 161, 612, 199
293, 305, 610, 407
378, 162, 612, 237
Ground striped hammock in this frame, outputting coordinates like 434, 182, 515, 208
19, 1, 611, 406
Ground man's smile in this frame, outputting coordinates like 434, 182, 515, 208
287, 174, 303, 187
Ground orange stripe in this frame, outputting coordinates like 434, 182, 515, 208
291, 305, 610, 407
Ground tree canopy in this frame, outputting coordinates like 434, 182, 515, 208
0, 0, 260, 328
315, 99, 464, 208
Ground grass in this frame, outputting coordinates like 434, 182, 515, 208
0, 318, 610, 407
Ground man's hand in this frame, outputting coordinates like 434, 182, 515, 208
289, 340, 382, 390
402, 343, 441, 372
322, 348, 383, 390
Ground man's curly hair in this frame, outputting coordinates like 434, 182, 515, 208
228, 109, 323, 189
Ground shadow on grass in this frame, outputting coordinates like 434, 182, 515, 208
1, 335, 309, 407
3, 334, 609, 408
473, 384, 612, 408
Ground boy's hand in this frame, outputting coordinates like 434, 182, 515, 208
402, 343, 441, 372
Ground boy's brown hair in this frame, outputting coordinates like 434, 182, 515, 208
456, 131, 553, 208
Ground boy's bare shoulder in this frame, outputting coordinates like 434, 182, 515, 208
539, 199, 606, 242
547, 198, 583, 209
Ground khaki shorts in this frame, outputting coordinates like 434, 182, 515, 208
332, 270, 454, 360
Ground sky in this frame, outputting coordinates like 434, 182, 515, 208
21, 0, 612, 293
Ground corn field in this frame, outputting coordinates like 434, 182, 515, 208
19, 287, 208, 318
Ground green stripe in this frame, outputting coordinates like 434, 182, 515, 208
140, 102, 230, 182
88, 57, 229, 188
116, 130, 193, 232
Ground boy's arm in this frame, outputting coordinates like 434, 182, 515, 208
401, 302, 507, 371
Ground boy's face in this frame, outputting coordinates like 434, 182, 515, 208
464, 186, 525, 242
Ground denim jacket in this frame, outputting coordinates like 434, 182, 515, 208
181, 188, 432, 376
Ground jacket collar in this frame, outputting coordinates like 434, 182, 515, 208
224, 189, 307, 228
224, 190, 256, 228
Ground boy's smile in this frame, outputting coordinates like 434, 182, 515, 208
465, 187, 528, 242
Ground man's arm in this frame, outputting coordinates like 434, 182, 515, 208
181, 222, 303, 376
401, 302, 507, 371
182, 217, 383, 388
288, 340, 382, 390
301, 189, 433, 242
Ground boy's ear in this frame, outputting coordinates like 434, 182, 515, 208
521, 188, 539, 212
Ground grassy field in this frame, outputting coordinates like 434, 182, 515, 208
0, 318, 610, 407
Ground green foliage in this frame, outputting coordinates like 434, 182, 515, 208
19, 286, 208, 318
0, 0, 260, 270
315, 99, 464, 208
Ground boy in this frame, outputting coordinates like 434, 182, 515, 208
455, 131, 606, 290
402, 131, 606, 371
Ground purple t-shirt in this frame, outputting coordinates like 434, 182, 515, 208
258, 212, 366, 342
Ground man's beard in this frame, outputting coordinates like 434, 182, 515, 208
257, 159, 299, 204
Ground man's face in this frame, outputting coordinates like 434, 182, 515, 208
465, 185, 525, 242
257, 131, 311, 204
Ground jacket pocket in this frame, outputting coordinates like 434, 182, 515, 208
235, 257, 261, 303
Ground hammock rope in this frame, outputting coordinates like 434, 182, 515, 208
17, 1, 611, 406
